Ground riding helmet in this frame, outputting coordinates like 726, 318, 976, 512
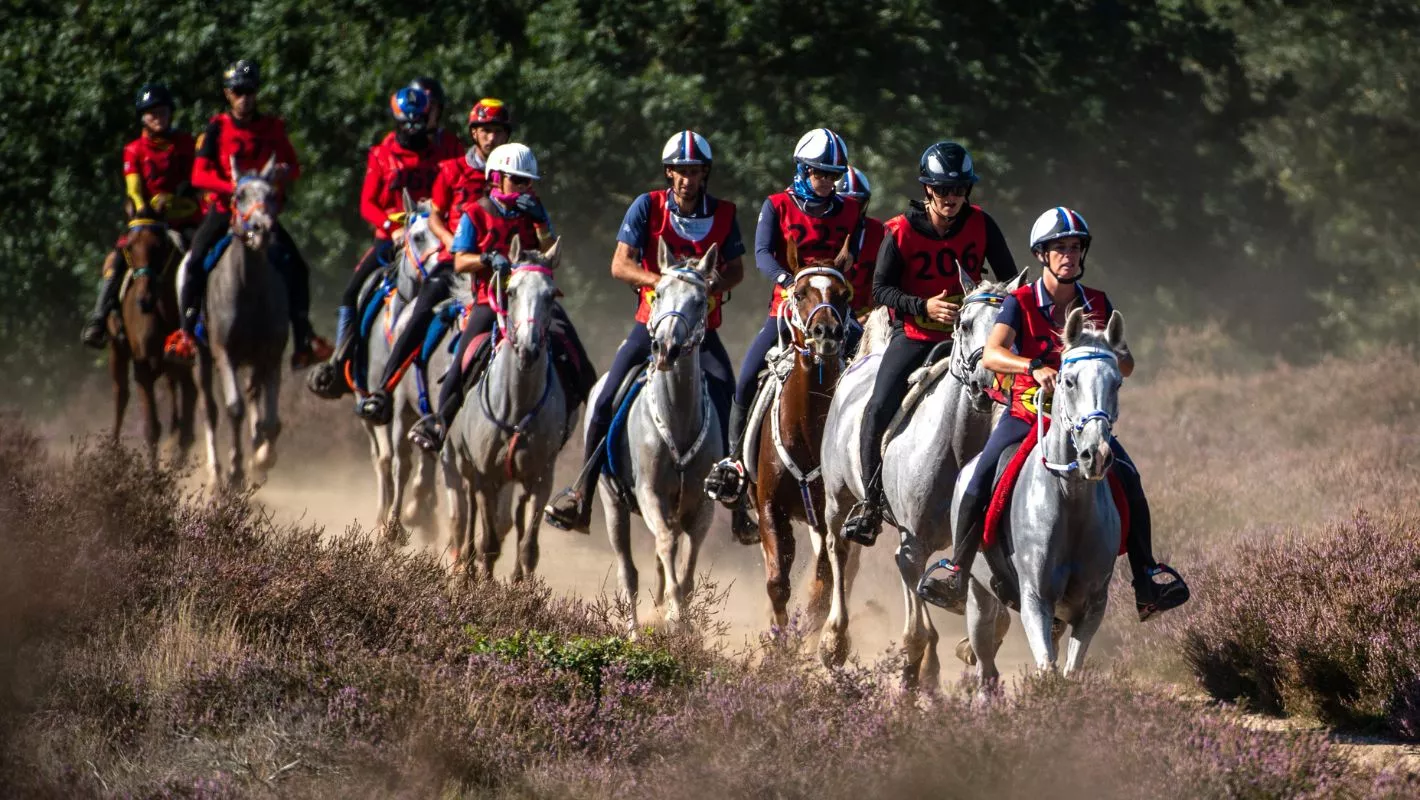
918, 141, 977, 186
223, 60, 260, 91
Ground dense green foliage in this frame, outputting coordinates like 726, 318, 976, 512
3, 0, 1416, 397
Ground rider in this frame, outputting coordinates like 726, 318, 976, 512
918, 207, 1190, 621
837, 166, 884, 326
81, 82, 200, 348
309, 86, 441, 397
840, 141, 1019, 547
428, 99, 513, 250
703, 128, 861, 536
166, 59, 331, 368
355, 143, 594, 452
408, 77, 464, 161
544, 130, 746, 533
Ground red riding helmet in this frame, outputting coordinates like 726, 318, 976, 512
468, 98, 514, 132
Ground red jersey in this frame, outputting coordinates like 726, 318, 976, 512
1006, 279, 1113, 422
361, 132, 443, 239
847, 216, 885, 314
459, 197, 544, 306
431, 151, 488, 217
635, 190, 736, 332
429, 128, 464, 161
887, 205, 988, 342
191, 112, 301, 214
766, 191, 861, 317
123, 130, 201, 226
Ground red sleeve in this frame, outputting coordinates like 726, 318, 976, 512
272, 118, 300, 184
431, 161, 453, 214
360, 145, 389, 232
122, 139, 142, 176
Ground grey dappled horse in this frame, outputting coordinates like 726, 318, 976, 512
953, 308, 1126, 685
593, 241, 723, 633
184, 156, 288, 489
358, 195, 444, 537
820, 270, 1028, 684
445, 238, 567, 581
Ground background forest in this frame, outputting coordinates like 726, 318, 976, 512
3, 0, 1417, 397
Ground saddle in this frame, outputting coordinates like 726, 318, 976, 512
979, 420, 1130, 611
879, 343, 958, 457
599, 361, 651, 514
741, 345, 796, 486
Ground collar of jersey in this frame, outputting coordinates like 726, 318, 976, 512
666, 189, 715, 219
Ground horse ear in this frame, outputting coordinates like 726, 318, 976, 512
260, 153, 278, 182
958, 259, 978, 296
543, 237, 561, 269
1106, 310, 1126, 351
833, 232, 854, 272
698, 243, 720, 278
402, 188, 415, 217
1007, 268, 1030, 292
658, 237, 673, 272
229, 155, 241, 188
508, 236, 522, 265
785, 237, 801, 275
1062, 307, 1085, 349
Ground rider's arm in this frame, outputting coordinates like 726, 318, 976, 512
450, 212, 486, 274
121, 141, 148, 210
871, 233, 928, 318
272, 118, 301, 183
982, 213, 1019, 281
754, 197, 792, 289
982, 317, 1028, 375
190, 118, 231, 198
610, 242, 658, 289
715, 216, 747, 291
427, 167, 455, 248
358, 147, 391, 234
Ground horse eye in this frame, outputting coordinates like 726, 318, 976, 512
1062, 375, 1075, 389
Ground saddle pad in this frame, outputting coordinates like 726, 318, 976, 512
983, 416, 1129, 555
742, 369, 778, 485
603, 366, 649, 480
203, 234, 233, 272
460, 331, 494, 374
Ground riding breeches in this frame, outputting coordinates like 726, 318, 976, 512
858, 329, 935, 489
179, 209, 313, 331
735, 314, 782, 409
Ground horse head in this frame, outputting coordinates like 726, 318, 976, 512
396, 189, 441, 285
954, 268, 1030, 411
1053, 307, 1127, 481
783, 238, 852, 363
229, 154, 280, 251
502, 236, 560, 370
123, 215, 175, 313
648, 239, 715, 372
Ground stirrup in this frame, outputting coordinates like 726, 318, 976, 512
543, 487, 591, 535
355, 391, 393, 425
407, 414, 447, 453
917, 559, 969, 614
840, 497, 883, 547
703, 457, 746, 504
1136, 563, 1190, 622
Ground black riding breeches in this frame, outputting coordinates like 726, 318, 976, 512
858, 329, 935, 489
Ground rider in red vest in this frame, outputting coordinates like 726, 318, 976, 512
918, 207, 1190, 621
354, 143, 595, 454
837, 166, 884, 323
429, 99, 512, 251
165, 59, 331, 369
544, 130, 747, 533
841, 142, 1020, 546
702, 128, 861, 537
308, 86, 440, 397
81, 83, 200, 348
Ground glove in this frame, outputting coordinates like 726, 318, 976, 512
514, 193, 549, 223
482, 252, 513, 274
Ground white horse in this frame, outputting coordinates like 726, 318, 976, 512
819, 269, 1027, 684
445, 238, 567, 581
593, 241, 723, 633
953, 308, 1126, 684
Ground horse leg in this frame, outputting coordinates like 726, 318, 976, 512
133, 361, 161, 464
250, 366, 281, 484
195, 350, 222, 489
966, 580, 1006, 696
109, 343, 130, 440
387, 414, 415, 540
446, 450, 472, 574
759, 492, 795, 633
894, 530, 932, 689
679, 502, 712, 603
513, 485, 544, 581
403, 405, 439, 539
1019, 586, 1060, 672
643, 502, 684, 626
601, 484, 639, 636
1063, 594, 1108, 677
212, 353, 245, 489
473, 487, 502, 581
175, 368, 197, 463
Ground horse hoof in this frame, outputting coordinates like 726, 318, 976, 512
955, 637, 978, 666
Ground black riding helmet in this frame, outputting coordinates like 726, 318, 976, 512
918, 141, 978, 187
135, 83, 175, 114
223, 60, 260, 91
408, 77, 446, 111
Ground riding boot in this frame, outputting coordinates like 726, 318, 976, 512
918, 493, 990, 614
841, 469, 886, 547
544, 440, 605, 534
1126, 521, 1190, 622
307, 305, 357, 399
82, 251, 123, 349
289, 314, 331, 371
704, 401, 750, 506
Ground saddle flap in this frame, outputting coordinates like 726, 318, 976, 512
602, 363, 650, 497
881, 357, 955, 455
742, 368, 778, 486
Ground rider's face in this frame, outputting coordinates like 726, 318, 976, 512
666, 165, 709, 203
224, 87, 257, 118
471, 124, 509, 156
1039, 238, 1085, 281
807, 168, 838, 198
925, 183, 969, 219
501, 173, 535, 195
141, 106, 172, 136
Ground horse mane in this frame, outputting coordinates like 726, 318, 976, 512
853, 307, 891, 360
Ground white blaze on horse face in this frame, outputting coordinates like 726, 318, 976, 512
809, 275, 833, 295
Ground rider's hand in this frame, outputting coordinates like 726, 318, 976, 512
151, 193, 172, 214
514, 193, 549, 223
1031, 365, 1059, 396
483, 252, 513, 274
924, 291, 960, 325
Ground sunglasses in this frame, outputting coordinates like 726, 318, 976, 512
229, 87, 257, 98
508, 175, 534, 187
928, 183, 971, 198
807, 168, 840, 180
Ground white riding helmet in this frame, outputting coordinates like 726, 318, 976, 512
836, 166, 872, 201
661, 130, 713, 165
1029, 206, 1092, 253
486, 143, 540, 180
793, 128, 849, 173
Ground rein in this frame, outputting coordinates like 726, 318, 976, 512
1039, 346, 1119, 475
645, 267, 713, 472
482, 262, 558, 479
781, 267, 848, 366
947, 290, 1005, 387
401, 214, 438, 279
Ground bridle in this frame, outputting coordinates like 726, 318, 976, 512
231, 176, 272, 243
947, 289, 1006, 388
401, 212, 440, 279
781, 266, 849, 366
490, 264, 555, 355
1039, 345, 1119, 476
647, 268, 709, 352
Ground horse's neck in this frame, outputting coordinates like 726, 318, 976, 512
783, 352, 842, 430
649, 348, 704, 444
220, 241, 270, 291
486, 339, 548, 422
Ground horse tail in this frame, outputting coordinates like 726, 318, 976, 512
854, 306, 891, 360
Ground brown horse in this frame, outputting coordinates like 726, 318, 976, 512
747, 240, 854, 653
108, 210, 196, 462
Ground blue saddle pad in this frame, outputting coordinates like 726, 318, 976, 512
203, 234, 233, 273
603, 369, 649, 479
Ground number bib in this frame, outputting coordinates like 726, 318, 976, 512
888, 207, 987, 342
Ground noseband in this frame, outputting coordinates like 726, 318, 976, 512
647, 268, 709, 350
948, 290, 1006, 387
491, 264, 556, 353
231, 176, 272, 241
1039, 346, 1119, 475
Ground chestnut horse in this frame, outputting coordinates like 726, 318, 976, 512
744, 240, 854, 658
109, 211, 196, 463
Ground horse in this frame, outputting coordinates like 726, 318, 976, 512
109, 210, 196, 463
184, 155, 289, 490
445, 237, 567, 581
593, 240, 723, 633
739, 240, 854, 654
819, 269, 1028, 683
953, 307, 1127, 685
354, 192, 444, 539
